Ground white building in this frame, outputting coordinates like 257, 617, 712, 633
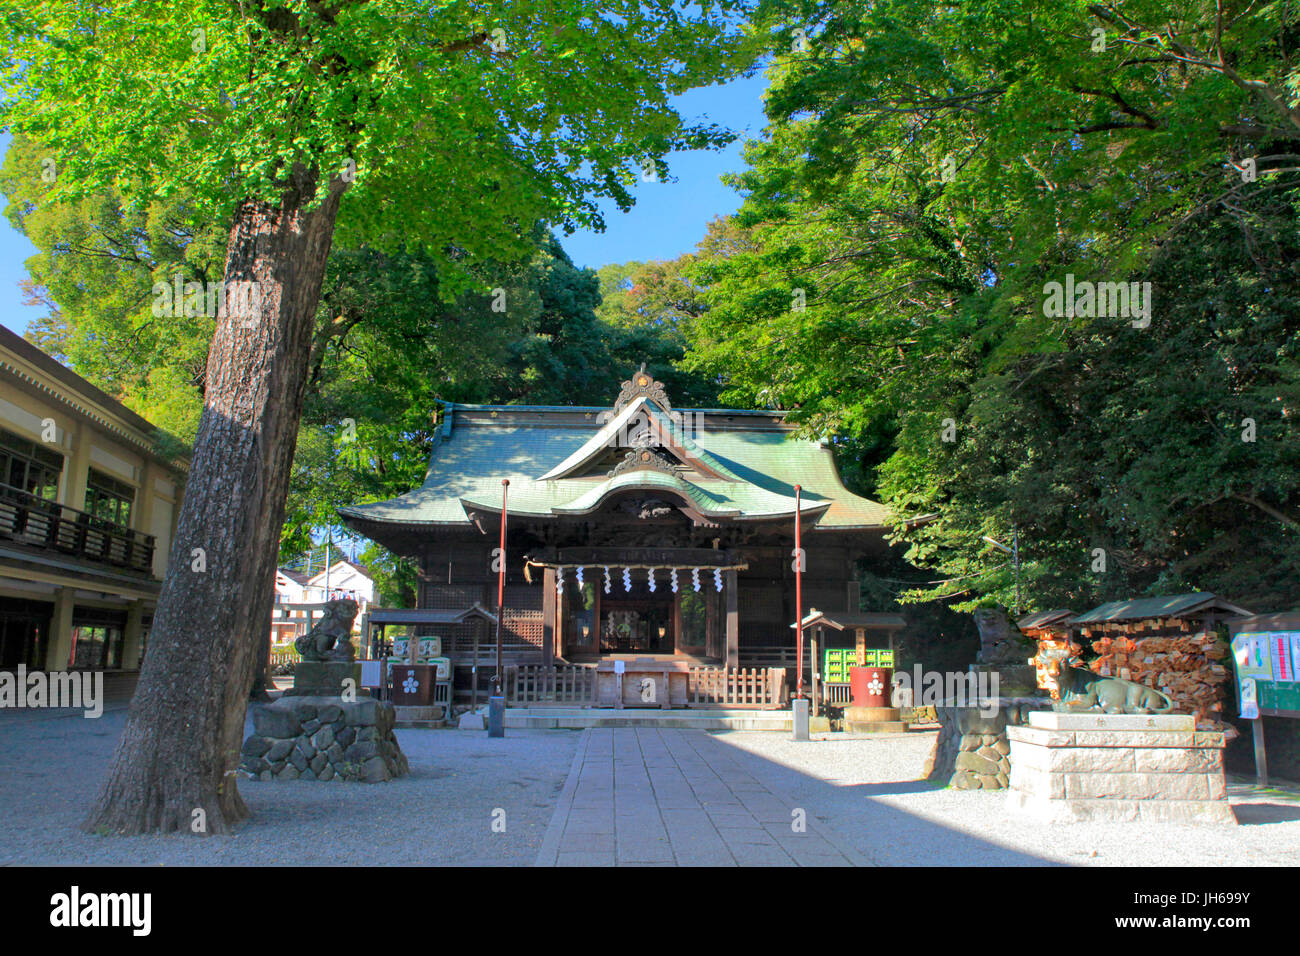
271, 560, 375, 645
305, 559, 375, 606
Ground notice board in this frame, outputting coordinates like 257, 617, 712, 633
1229, 615, 1300, 719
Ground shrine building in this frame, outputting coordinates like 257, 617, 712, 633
340, 366, 897, 693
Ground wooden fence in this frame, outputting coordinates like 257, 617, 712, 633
507, 664, 598, 705
270, 645, 301, 668
505, 664, 787, 709
822, 681, 853, 706
738, 645, 813, 670
687, 666, 786, 709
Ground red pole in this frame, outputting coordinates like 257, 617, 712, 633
794, 483, 803, 699
493, 478, 509, 695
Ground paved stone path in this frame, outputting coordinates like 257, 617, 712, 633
535, 728, 868, 866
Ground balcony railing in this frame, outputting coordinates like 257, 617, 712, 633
0, 482, 156, 575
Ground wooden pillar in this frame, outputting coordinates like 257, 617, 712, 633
541, 566, 556, 666
122, 600, 145, 671
810, 626, 820, 718
1252, 719, 1269, 787
724, 569, 739, 669
46, 586, 76, 670
61, 421, 92, 508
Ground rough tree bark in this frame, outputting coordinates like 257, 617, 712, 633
250, 630, 274, 702
82, 165, 345, 835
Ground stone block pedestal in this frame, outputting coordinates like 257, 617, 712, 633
1006, 712, 1235, 823
283, 661, 361, 697
240, 696, 409, 783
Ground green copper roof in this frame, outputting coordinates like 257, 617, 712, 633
1069, 592, 1253, 624
538, 397, 740, 482
339, 384, 890, 533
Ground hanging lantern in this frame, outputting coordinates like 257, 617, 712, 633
691, 567, 701, 591
622, 567, 632, 591
713, 567, 723, 591
647, 567, 656, 592
556, 565, 565, 595
603, 566, 611, 593
670, 568, 679, 593
575, 566, 584, 588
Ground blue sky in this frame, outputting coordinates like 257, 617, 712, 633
0, 71, 770, 336
560, 72, 770, 271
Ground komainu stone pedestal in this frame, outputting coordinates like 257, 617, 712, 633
1006, 712, 1235, 823
282, 661, 361, 697
240, 697, 409, 783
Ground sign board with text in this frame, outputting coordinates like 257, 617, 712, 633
1229, 615, 1300, 719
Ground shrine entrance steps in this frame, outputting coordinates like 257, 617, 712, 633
504, 707, 793, 731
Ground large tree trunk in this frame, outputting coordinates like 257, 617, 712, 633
83, 165, 344, 835
250, 629, 274, 702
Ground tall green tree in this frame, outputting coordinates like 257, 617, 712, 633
1, 0, 751, 835
688, 0, 1300, 614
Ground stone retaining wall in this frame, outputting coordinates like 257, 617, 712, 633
924, 698, 1049, 789
240, 696, 409, 783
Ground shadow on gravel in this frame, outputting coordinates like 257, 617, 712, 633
835, 780, 945, 797
1232, 804, 1300, 825
704, 732, 1058, 866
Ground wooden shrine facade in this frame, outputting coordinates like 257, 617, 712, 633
340, 366, 894, 681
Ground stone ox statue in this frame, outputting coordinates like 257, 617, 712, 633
1050, 662, 1174, 715
295, 598, 359, 662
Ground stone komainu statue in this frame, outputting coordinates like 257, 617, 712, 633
295, 598, 360, 662
1051, 663, 1175, 715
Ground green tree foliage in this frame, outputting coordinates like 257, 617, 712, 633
0, 0, 755, 834
4, 132, 724, 593
594, 216, 754, 405
688, 0, 1300, 612
0, 133, 221, 442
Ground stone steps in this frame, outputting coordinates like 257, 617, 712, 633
504, 707, 793, 731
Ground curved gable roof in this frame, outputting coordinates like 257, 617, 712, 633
339, 369, 889, 536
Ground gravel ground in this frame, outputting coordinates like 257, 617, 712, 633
5, 710, 1297, 867
710, 728, 1300, 866
0, 705, 579, 866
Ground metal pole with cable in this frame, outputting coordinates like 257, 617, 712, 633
489, 479, 509, 737
792, 485, 809, 740
795, 484, 804, 699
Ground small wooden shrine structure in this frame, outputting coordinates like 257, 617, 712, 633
793, 609, 906, 714
1020, 593, 1253, 728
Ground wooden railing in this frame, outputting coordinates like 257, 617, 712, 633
507, 664, 598, 705
822, 681, 853, 705
270, 645, 301, 668
505, 664, 789, 710
687, 666, 787, 709
739, 645, 813, 670
0, 482, 155, 574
